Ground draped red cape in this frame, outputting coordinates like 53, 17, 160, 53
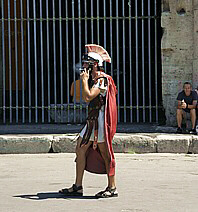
85, 73, 117, 176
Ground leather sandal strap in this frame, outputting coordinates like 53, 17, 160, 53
72, 184, 83, 191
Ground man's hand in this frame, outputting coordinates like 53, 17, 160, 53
80, 68, 89, 81
180, 100, 187, 109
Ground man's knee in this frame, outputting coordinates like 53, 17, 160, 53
98, 143, 110, 161
177, 109, 183, 115
76, 147, 86, 158
75, 143, 86, 158
190, 109, 196, 115
75, 136, 82, 153
76, 139, 91, 157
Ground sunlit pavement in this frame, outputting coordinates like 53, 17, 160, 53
0, 153, 198, 212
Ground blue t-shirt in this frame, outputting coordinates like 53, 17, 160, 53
176, 90, 197, 104
177, 90, 197, 112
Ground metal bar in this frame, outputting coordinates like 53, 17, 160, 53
1, 0, 6, 123
53, 0, 57, 122
0, 105, 161, 110
27, 0, 31, 123
110, 0, 113, 76
33, 0, 38, 123
59, 0, 63, 122
142, 0, 145, 122
78, 0, 82, 123
0, 105, 108, 110
40, 0, 44, 123
46, 0, 51, 123
91, 0, 94, 43
129, 0, 133, 122
65, 0, 70, 122
116, 0, 120, 122
72, 0, 76, 122
1, 16, 158, 21
148, 0, 152, 122
103, 0, 107, 72
8, 0, 12, 123
84, 0, 88, 118
84, 0, 88, 45
20, 0, 25, 123
154, 0, 158, 122
14, 0, 19, 123
135, 0, 139, 122
97, 0, 99, 44
122, 0, 126, 122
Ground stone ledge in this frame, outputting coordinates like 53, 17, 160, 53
52, 135, 77, 153
1, 133, 198, 154
0, 135, 52, 154
189, 135, 198, 154
113, 134, 156, 153
52, 134, 157, 154
155, 134, 191, 153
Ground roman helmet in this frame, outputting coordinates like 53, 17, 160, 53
83, 44, 111, 67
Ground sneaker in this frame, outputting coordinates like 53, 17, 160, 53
189, 128, 197, 135
176, 127, 183, 134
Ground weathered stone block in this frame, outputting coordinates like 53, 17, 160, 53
193, 10, 198, 33
161, 0, 194, 126
113, 134, 156, 154
156, 134, 191, 153
0, 135, 52, 154
52, 135, 77, 153
189, 135, 198, 153
192, 60, 198, 86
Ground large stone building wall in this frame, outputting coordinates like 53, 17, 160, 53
193, 1, 198, 86
161, 0, 197, 126
0, 20, 2, 115
0, 1, 197, 125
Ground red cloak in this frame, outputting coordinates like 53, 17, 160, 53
85, 73, 117, 176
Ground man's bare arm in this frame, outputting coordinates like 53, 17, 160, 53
80, 69, 100, 102
188, 100, 197, 109
178, 100, 197, 109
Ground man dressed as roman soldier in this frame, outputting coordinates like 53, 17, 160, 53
59, 44, 118, 198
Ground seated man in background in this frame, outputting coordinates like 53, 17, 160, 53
176, 82, 197, 134
70, 79, 82, 103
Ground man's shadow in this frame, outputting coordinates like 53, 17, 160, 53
14, 192, 98, 200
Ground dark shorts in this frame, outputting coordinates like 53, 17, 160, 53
182, 108, 191, 113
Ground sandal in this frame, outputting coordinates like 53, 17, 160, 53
95, 187, 118, 198
59, 184, 83, 196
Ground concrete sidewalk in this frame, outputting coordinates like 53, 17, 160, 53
1, 153, 198, 212
0, 123, 198, 154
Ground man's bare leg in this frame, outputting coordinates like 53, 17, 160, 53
190, 109, 196, 129
75, 137, 92, 186
94, 142, 118, 198
59, 137, 91, 195
177, 109, 183, 128
98, 143, 116, 188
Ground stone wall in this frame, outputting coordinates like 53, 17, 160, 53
0, 1, 197, 126
161, 0, 195, 126
193, 1, 198, 86
0, 13, 2, 115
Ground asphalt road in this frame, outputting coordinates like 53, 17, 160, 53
0, 153, 198, 212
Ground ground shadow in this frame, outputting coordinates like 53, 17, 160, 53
0, 123, 177, 134
13, 192, 98, 200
